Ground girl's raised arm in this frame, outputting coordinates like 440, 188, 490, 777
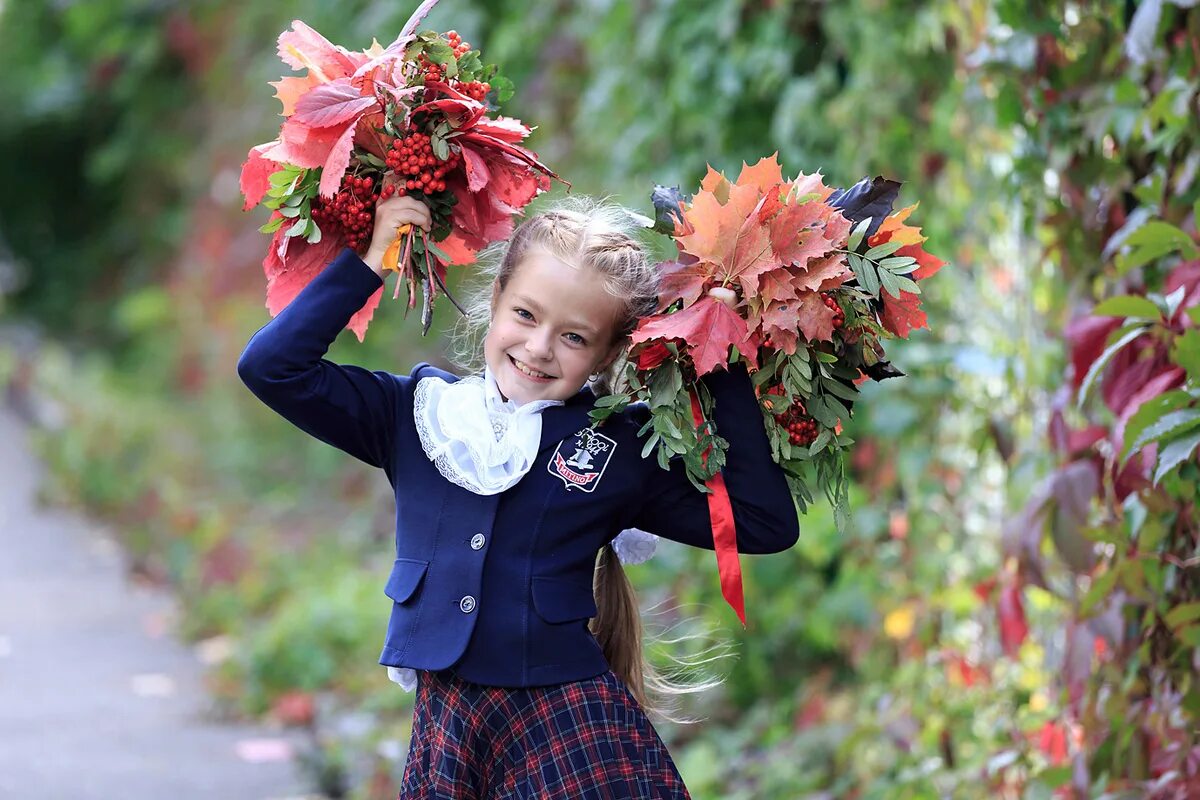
236, 249, 401, 470
624, 362, 801, 555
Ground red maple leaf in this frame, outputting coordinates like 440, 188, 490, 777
767, 200, 836, 269
793, 251, 850, 294
870, 206, 943, 339
632, 296, 750, 376
663, 181, 780, 307
794, 292, 838, 342
879, 289, 928, 338
734, 153, 785, 195
262, 229, 381, 342
756, 267, 798, 305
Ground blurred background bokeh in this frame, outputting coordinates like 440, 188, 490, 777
1, 1, 1198, 798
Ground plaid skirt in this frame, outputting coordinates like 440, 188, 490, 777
398, 668, 692, 799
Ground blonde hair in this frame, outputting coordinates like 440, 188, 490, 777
450, 195, 727, 720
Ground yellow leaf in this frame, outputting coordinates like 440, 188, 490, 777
382, 231, 407, 273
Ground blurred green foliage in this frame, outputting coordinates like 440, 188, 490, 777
2, 0, 1198, 797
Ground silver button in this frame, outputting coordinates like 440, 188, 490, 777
459, 595, 476, 614
470, 533, 486, 550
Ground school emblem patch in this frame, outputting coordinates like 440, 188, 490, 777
548, 427, 617, 492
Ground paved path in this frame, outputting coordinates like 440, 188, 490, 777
0, 404, 310, 800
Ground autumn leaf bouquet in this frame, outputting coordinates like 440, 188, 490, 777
592, 155, 944, 621
239, 1, 562, 338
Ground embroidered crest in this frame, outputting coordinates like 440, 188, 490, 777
548, 427, 617, 492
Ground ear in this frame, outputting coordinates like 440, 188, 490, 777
595, 336, 629, 375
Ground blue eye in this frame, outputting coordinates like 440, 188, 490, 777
565, 332, 586, 345
514, 308, 534, 320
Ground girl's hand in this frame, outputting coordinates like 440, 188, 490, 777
707, 286, 739, 311
361, 192, 433, 272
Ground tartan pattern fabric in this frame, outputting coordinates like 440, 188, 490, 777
398, 668, 692, 799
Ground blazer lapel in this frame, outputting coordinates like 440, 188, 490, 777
538, 389, 597, 453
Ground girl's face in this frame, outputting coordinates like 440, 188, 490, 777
485, 248, 626, 406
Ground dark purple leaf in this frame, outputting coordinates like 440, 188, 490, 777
828, 176, 903, 240
651, 184, 690, 235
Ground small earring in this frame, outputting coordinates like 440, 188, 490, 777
588, 372, 601, 382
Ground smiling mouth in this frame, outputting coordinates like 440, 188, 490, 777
508, 354, 554, 380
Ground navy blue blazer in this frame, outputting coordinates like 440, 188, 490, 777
237, 248, 799, 688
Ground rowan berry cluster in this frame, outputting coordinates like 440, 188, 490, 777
458, 80, 491, 102
446, 30, 471, 57
385, 130, 459, 195
311, 174, 378, 253
416, 31, 474, 84
823, 293, 845, 329
765, 386, 820, 447
416, 54, 445, 83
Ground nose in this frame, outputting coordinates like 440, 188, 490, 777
524, 328, 554, 362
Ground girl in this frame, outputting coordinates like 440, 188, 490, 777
237, 193, 799, 799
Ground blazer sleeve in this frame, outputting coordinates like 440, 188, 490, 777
625, 362, 800, 554
236, 247, 402, 470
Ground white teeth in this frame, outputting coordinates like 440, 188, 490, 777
512, 357, 550, 379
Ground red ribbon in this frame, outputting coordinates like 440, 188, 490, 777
689, 388, 746, 627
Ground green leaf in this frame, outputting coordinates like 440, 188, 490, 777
284, 217, 308, 238
647, 364, 683, 408
1076, 324, 1149, 411
491, 75, 515, 103
1121, 390, 1195, 464
1126, 220, 1198, 253
893, 275, 921, 294
1164, 602, 1200, 631
1153, 429, 1200, 484
864, 240, 904, 260
258, 217, 284, 234
306, 222, 322, 244
847, 218, 871, 251
814, 351, 839, 363
879, 255, 918, 274
1172, 329, 1200, 378
1091, 295, 1163, 320
823, 378, 859, 402
1127, 408, 1200, 456
278, 206, 301, 218
657, 414, 682, 439
878, 268, 902, 299
640, 431, 661, 459
593, 393, 629, 408
356, 151, 387, 170
432, 135, 449, 161
751, 366, 775, 387
1116, 221, 1200, 273
1080, 566, 1119, 615
423, 40, 454, 65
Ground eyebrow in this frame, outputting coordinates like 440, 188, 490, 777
512, 294, 600, 337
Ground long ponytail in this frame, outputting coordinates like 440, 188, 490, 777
591, 543, 728, 722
